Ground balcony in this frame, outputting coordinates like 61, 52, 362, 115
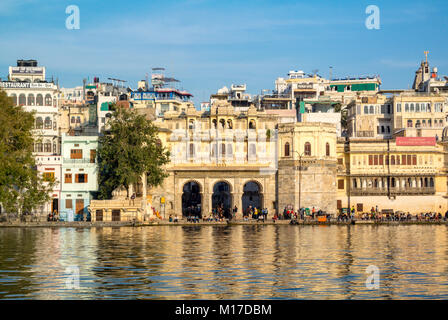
63, 158, 96, 164
351, 187, 435, 196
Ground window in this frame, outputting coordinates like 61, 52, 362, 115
249, 120, 256, 129
65, 174, 72, 183
326, 143, 330, 156
189, 119, 195, 129
405, 103, 409, 112
35, 143, 43, 153
338, 179, 344, 190
189, 143, 194, 157
35, 117, 43, 129
369, 105, 374, 114
70, 149, 82, 159
43, 172, 54, 182
338, 158, 343, 165
410, 103, 415, 112
381, 105, 385, 114
76, 116, 81, 124
364, 105, 368, 114
44, 117, 52, 129
227, 144, 233, 157
284, 142, 290, 157
90, 150, 96, 163
19, 94, 26, 106
368, 155, 373, 165
27, 94, 35, 106
71, 116, 76, 124
416, 103, 420, 112
304, 142, 311, 156
381, 126, 385, 133
36, 94, 43, 106
387, 104, 391, 114
75, 174, 88, 183
396, 104, 401, 112
412, 155, 417, 165
227, 120, 233, 129
407, 120, 413, 128
396, 155, 400, 165
221, 143, 226, 156
402, 155, 407, 165
65, 199, 73, 209
45, 94, 52, 106
374, 155, 378, 165
379, 155, 384, 165
44, 141, 51, 153
391, 155, 395, 165
407, 155, 412, 165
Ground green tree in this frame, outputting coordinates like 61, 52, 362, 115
0, 90, 54, 215
334, 102, 348, 129
97, 106, 170, 199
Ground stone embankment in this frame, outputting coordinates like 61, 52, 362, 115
1, 219, 447, 228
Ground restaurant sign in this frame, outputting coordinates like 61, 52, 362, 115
0, 82, 55, 89
396, 137, 436, 146
11, 67, 44, 74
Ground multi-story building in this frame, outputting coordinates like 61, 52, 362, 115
1, 59, 60, 216
60, 133, 99, 221
336, 136, 448, 214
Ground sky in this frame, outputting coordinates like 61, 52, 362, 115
1, 0, 447, 104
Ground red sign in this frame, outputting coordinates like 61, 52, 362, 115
396, 137, 436, 146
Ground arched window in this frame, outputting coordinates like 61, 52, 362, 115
227, 120, 233, 129
249, 120, 256, 129
19, 94, 26, 106
430, 178, 434, 188
188, 119, 195, 129
35, 117, 43, 129
391, 155, 395, 165
212, 119, 217, 129
427, 103, 431, 112
219, 119, 225, 129
410, 103, 415, 112
416, 120, 421, 128
353, 179, 357, 188
76, 116, 81, 123
45, 94, 52, 106
304, 142, 311, 156
364, 105, 368, 114
71, 116, 76, 124
407, 120, 413, 128
36, 94, 43, 106
27, 94, 35, 106
326, 142, 330, 156
369, 105, 374, 114
284, 142, 290, 157
416, 103, 420, 112
44, 117, 52, 129
405, 103, 409, 112
9, 94, 17, 105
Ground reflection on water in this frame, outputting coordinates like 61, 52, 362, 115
1, 225, 448, 299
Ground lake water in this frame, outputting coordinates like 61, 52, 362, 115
1, 224, 448, 299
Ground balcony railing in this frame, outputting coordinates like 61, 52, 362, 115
63, 158, 96, 164
351, 187, 435, 196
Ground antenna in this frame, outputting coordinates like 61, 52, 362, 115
424, 51, 429, 65
312, 69, 319, 77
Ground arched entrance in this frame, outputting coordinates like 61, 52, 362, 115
212, 181, 232, 218
242, 181, 263, 212
182, 181, 202, 217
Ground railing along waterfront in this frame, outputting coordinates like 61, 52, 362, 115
351, 187, 435, 196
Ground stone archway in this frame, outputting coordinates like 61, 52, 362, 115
182, 181, 202, 217
242, 181, 263, 213
212, 181, 232, 218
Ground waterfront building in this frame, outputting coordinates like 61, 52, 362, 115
0, 59, 60, 215
60, 133, 99, 221
336, 136, 448, 214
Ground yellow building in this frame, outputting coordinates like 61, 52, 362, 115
337, 136, 448, 214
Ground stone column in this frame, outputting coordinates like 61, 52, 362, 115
233, 192, 243, 217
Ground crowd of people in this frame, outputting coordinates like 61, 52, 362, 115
337, 206, 448, 222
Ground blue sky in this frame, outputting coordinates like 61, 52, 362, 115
1, 0, 447, 103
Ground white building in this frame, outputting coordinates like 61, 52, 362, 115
1, 59, 61, 216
